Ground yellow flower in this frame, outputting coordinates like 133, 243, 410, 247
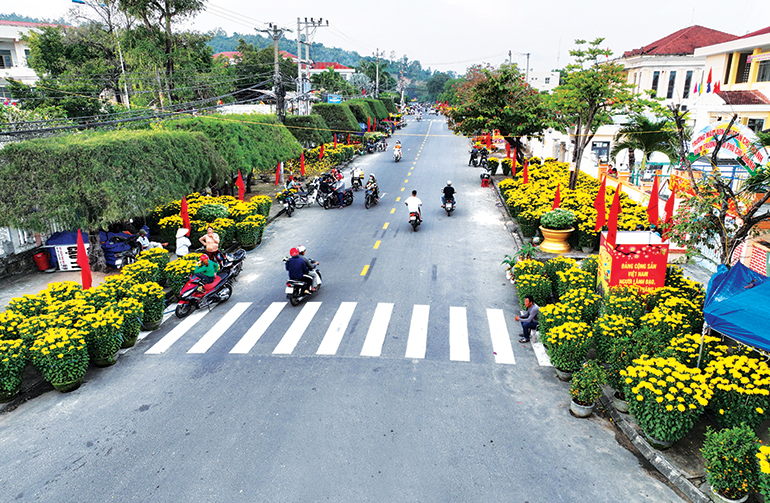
666, 405, 673, 411
636, 395, 644, 401
677, 404, 685, 412
758, 407, 765, 414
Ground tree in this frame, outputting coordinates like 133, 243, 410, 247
445, 64, 550, 164
610, 115, 677, 175
229, 39, 296, 102
426, 72, 450, 102
547, 38, 639, 190
310, 68, 357, 96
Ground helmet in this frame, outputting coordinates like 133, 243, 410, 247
298, 245, 306, 254
289, 248, 299, 257
369, 174, 375, 178
446, 180, 452, 186
200, 254, 209, 262
396, 140, 401, 144
336, 173, 343, 180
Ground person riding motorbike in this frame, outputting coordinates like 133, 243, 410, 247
393, 141, 402, 160
192, 254, 219, 292
285, 247, 311, 294
334, 173, 346, 209
404, 189, 423, 222
365, 174, 380, 202
298, 245, 321, 291
469, 145, 479, 166
441, 180, 456, 208
352, 166, 365, 188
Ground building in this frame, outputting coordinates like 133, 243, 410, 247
0, 20, 56, 99
526, 71, 559, 93
212, 50, 298, 66
307, 62, 355, 82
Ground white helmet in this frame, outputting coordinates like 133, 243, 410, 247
446, 180, 452, 186
298, 245, 306, 253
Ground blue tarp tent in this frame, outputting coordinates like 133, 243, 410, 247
704, 262, 770, 352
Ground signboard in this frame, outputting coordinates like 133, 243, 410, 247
598, 231, 669, 295
691, 120, 768, 174
326, 94, 342, 104
747, 53, 770, 64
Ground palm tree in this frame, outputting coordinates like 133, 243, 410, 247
610, 115, 678, 177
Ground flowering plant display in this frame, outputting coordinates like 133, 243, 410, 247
196, 203, 229, 222
82, 285, 115, 311
122, 259, 160, 285
516, 209, 539, 237
639, 308, 691, 350
29, 327, 89, 386
235, 214, 267, 247
0, 339, 26, 394
570, 360, 607, 406
209, 217, 236, 247
117, 298, 144, 343
757, 445, 770, 499
487, 157, 500, 174
101, 274, 138, 301
555, 267, 595, 297
249, 195, 273, 217
540, 209, 576, 230
561, 288, 602, 323
165, 257, 198, 296
17, 312, 74, 343
580, 255, 599, 280
129, 282, 165, 325
137, 248, 170, 284
515, 274, 551, 307
544, 256, 576, 290
75, 307, 124, 363
158, 214, 183, 244
544, 321, 593, 372
228, 201, 255, 223
621, 356, 712, 443
593, 314, 636, 364
645, 286, 685, 311
0, 310, 26, 341
42, 282, 83, 303
538, 303, 581, 350
604, 288, 646, 322
703, 355, 770, 429
512, 258, 545, 281
658, 296, 702, 334
6, 293, 46, 318
668, 332, 728, 369
702, 425, 759, 500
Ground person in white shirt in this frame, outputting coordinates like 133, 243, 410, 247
404, 190, 422, 222
175, 228, 191, 257
138, 229, 166, 251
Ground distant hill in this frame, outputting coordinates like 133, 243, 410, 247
0, 12, 66, 24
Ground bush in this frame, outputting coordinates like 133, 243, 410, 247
555, 267, 595, 297
0, 339, 26, 394
593, 314, 636, 364
235, 214, 267, 247
539, 304, 581, 350
540, 209, 576, 230
512, 259, 545, 281
29, 327, 89, 386
702, 425, 759, 500
196, 203, 230, 222
561, 288, 602, 323
516, 274, 551, 307
544, 256, 576, 290
703, 355, 770, 429
129, 282, 165, 325
570, 360, 607, 405
545, 321, 593, 372
668, 332, 727, 369
122, 259, 160, 285
488, 157, 500, 175
165, 256, 198, 296
75, 308, 124, 363
311, 103, 360, 133
501, 158, 513, 176
137, 248, 170, 284
284, 114, 333, 147
117, 297, 144, 342
580, 255, 599, 280
604, 289, 646, 322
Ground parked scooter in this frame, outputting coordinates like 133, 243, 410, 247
283, 191, 297, 217
109, 233, 142, 269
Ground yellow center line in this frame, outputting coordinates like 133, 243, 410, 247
383, 222, 389, 229
401, 187, 405, 191
374, 241, 381, 249
396, 197, 401, 201
390, 208, 395, 214
360, 265, 369, 276
404, 179, 409, 183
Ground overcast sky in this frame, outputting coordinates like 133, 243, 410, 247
11, 0, 770, 75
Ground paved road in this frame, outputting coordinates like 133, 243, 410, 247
0, 117, 683, 502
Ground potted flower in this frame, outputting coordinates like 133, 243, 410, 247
130, 282, 165, 331
117, 297, 144, 348
702, 424, 759, 503
604, 288, 646, 322
703, 355, 770, 429
757, 445, 770, 502
544, 321, 593, 380
75, 307, 124, 367
137, 248, 171, 285
538, 303, 581, 351
539, 208, 576, 254
164, 256, 199, 297
555, 267, 595, 297
569, 360, 607, 417
235, 214, 267, 250
29, 327, 89, 392
0, 339, 26, 402
515, 273, 552, 308
122, 259, 160, 285
561, 288, 602, 323
621, 356, 712, 449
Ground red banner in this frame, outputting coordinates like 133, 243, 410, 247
598, 232, 669, 295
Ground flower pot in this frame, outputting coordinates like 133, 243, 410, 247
0, 384, 21, 403
505, 270, 513, 280
121, 335, 138, 349
93, 352, 118, 367
52, 376, 84, 393
710, 487, 749, 503
554, 368, 573, 381
581, 246, 594, 254
539, 226, 574, 254
643, 430, 674, 450
613, 392, 629, 414
142, 317, 162, 332
570, 399, 594, 418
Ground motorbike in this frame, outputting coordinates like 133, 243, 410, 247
364, 187, 378, 209
479, 149, 489, 168
377, 139, 387, 152
109, 233, 142, 269
285, 269, 323, 306
365, 141, 377, 154
416, 115, 422, 122
322, 188, 354, 209
351, 175, 363, 191
409, 211, 421, 232
283, 192, 297, 217
175, 269, 234, 318
480, 165, 492, 183
469, 150, 479, 167
394, 149, 402, 162
444, 197, 456, 216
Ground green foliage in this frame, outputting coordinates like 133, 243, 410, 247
540, 209, 576, 230
378, 96, 398, 114
702, 425, 759, 499
570, 360, 607, 405
346, 101, 374, 125
363, 98, 389, 119
310, 68, 357, 95
284, 114, 334, 147
512, 258, 544, 280
580, 255, 599, 279
311, 103, 360, 134
0, 129, 228, 232
0, 339, 26, 393
544, 256, 576, 290
515, 274, 552, 307
196, 204, 230, 222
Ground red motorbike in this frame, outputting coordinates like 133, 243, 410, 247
174, 250, 245, 318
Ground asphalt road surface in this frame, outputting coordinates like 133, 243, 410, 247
0, 116, 684, 502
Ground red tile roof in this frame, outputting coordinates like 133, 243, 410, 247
213, 51, 241, 60
623, 25, 737, 57
0, 19, 64, 28
737, 26, 770, 39
279, 50, 297, 59
717, 90, 770, 105
312, 62, 352, 70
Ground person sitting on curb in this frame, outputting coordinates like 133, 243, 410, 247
138, 229, 167, 251
515, 294, 539, 343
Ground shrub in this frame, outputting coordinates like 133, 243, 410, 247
540, 209, 576, 230
75, 308, 124, 363
284, 114, 333, 147
515, 274, 551, 307
137, 248, 170, 284
703, 355, 770, 429
517, 210, 539, 237
545, 321, 593, 372
129, 282, 165, 325
604, 289, 646, 322
500, 158, 513, 176
117, 297, 144, 342
235, 214, 267, 247
512, 259, 545, 281
196, 203, 230, 222
702, 425, 759, 500
210, 217, 235, 247
544, 256, 576, 289
82, 285, 116, 311
0, 339, 26, 394
488, 157, 500, 175
29, 327, 89, 386
580, 255, 599, 279
122, 259, 160, 285
561, 288, 602, 323
555, 267, 595, 297
639, 308, 691, 348
311, 103, 360, 133
668, 332, 727, 369
250, 195, 272, 217
658, 296, 702, 335
570, 360, 607, 405
0, 310, 27, 341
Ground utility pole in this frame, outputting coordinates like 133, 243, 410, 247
257, 23, 291, 123
296, 18, 329, 115
510, 50, 531, 83
373, 48, 385, 98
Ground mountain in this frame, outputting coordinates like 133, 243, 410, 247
0, 12, 66, 24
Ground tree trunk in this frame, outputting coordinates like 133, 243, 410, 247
89, 229, 107, 272
627, 148, 635, 174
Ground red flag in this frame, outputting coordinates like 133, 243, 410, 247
300, 151, 305, 176
646, 174, 659, 225
319, 144, 325, 160
76, 230, 92, 290
485, 134, 491, 150
594, 176, 606, 232
505, 142, 511, 158
347, 133, 350, 145
706, 68, 712, 93
511, 147, 517, 177
180, 196, 191, 234
664, 186, 676, 224
333, 134, 337, 149
522, 158, 529, 184
715, 81, 721, 93
552, 183, 561, 210
606, 184, 623, 248
275, 163, 280, 186
235, 170, 245, 201
367, 117, 371, 132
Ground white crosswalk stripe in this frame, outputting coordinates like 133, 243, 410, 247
145, 301, 550, 366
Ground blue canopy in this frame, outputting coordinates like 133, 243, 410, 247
704, 262, 770, 352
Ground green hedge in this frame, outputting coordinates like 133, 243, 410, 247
0, 129, 228, 231
284, 114, 333, 147
346, 101, 374, 125
378, 97, 397, 114
311, 103, 360, 133
364, 98, 389, 119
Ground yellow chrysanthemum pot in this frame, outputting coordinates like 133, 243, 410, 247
539, 226, 574, 254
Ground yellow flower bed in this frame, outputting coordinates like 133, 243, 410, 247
0, 339, 26, 393
703, 355, 770, 429
544, 321, 593, 372
28, 327, 89, 385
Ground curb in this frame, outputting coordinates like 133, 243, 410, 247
490, 178, 524, 251
599, 390, 710, 503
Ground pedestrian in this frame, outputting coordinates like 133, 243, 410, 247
199, 225, 220, 262
515, 294, 539, 343
175, 228, 191, 257
137, 229, 167, 251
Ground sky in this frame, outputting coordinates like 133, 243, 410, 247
9, 0, 770, 75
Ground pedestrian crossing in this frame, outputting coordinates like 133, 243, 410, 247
142, 301, 553, 367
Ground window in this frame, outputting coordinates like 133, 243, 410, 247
651, 71, 660, 96
736, 53, 752, 84
24, 49, 30, 66
667, 71, 677, 99
0, 50, 12, 69
747, 118, 765, 133
544, 77, 550, 84
757, 60, 770, 82
683, 71, 693, 99
592, 141, 610, 163
0, 86, 10, 99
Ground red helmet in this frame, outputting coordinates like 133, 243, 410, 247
289, 247, 299, 257
336, 173, 343, 180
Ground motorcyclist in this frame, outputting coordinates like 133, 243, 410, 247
441, 180, 456, 208
193, 254, 219, 292
297, 245, 321, 291
334, 173, 346, 209
352, 166, 365, 188
285, 247, 311, 294
393, 140, 402, 160
365, 174, 379, 202
469, 145, 479, 166
404, 189, 423, 222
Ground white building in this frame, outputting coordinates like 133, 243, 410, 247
527, 71, 559, 93
0, 20, 56, 99
307, 62, 355, 82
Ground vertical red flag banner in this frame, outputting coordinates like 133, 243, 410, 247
300, 151, 306, 176
606, 184, 623, 248
76, 230, 92, 290
367, 117, 371, 132
522, 158, 529, 184
593, 176, 607, 232
646, 174, 659, 225
505, 142, 511, 158
180, 196, 191, 234
275, 163, 281, 186
706, 68, 713, 93
511, 147, 517, 177
235, 170, 245, 201
485, 134, 491, 150
552, 183, 561, 210
319, 144, 325, 160
347, 133, 350, 145
664, 186, 676, 224
333, 134, 337, 149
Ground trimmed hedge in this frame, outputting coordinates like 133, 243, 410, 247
284, 114, 333, 147
311, 103, 360, 133
378, 96, 397, 114
346, 101, 374, 125
364, 98, 389, 119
